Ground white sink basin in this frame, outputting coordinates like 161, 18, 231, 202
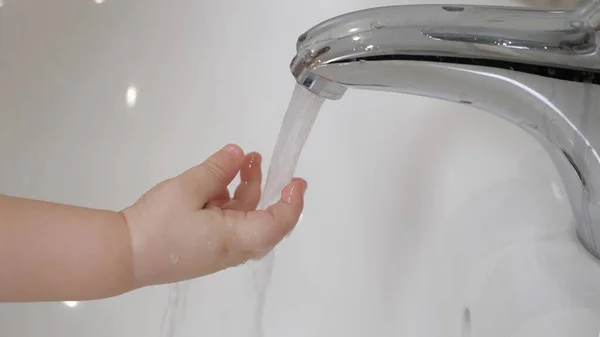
1, 0, 600, 336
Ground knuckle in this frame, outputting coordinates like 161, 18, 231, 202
273, 206, 295, 226
204, 159, 229, 182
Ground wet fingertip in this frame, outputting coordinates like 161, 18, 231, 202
282, 180, 306, 204
246, 152, 261, 165
247, 151, 262, 161
241, 153, 262, 183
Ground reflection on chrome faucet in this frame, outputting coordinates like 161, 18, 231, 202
291, 0, 600, 259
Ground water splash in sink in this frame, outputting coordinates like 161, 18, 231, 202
160, 282, 190, 337
159, 83, 325, 337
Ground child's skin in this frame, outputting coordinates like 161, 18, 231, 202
0, 144, 307, 303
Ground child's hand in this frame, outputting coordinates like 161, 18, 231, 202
121, 144, 306, 288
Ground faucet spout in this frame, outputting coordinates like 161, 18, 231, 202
291, 1, 600, 258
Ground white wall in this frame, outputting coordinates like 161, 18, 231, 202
1, 0, 598, 336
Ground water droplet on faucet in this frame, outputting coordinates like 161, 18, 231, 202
442, 5, 464, 12
371, 22, 385, 29
570, 20, 583, 28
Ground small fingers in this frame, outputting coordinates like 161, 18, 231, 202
230, 178, 306, 259
176, 144, 245, 208
225, 152, 262, 211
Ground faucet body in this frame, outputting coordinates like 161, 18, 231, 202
291, 1, 600, 258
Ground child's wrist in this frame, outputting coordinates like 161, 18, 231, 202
118, 208, 142, 290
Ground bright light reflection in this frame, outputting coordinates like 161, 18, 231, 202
126, 86, 138, 107
63, 301, 79, 308
95, 0, 105, 3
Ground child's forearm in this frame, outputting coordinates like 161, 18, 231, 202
0, 194, 134, 302
0, 145, 307, 303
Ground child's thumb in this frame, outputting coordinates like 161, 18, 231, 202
177, 144, 245, 207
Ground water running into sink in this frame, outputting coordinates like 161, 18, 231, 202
159, 83, 325, 337
159, 281, 189, 337
250, 83, 325, 337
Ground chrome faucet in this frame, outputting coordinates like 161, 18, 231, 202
291, 1, 600, 258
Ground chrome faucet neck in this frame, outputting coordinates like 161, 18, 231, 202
291, 1, 600, 259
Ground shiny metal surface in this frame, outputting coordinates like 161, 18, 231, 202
291, 0, 600, 259
1, 0, 600, 336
